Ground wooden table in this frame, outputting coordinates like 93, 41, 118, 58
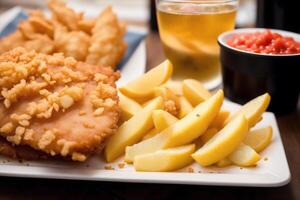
0, 32, 299, 200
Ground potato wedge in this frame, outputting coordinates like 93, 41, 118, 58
210, 110, 230, 129
104, 97, 163, 162
119, 60, 173, 98
178, 96, 193, 119
182, 79, 211, 106
244, 126, 273, 152
228, 143, 261, 167
119, 91, 142, 121
216, 126, 272, 167
192, 114, 248, 166
194, 128, 218, 148
124, 90, 224, 163
134, 144, 195, 172
142, 128, 159, 140
164, 90, 223, 148
152, 110, 178, 131
199, 128, 219, 145
125, 132, 169, 163
163, 81, 183, 96
215, 158, 232, 167
225, 93, 271, 127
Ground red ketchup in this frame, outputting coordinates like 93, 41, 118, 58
226, 30, 300, 54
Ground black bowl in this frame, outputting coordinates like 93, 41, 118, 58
218, 28, 300, 114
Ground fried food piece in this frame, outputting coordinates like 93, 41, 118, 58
78, 19, 96, 35
17, 18, 55, 54
18, 11, 54, 39
18, 20, 38, 40
24, 34, 55, 54
54, 26, 90, 61
0, 137, 47, 160
0, 31, 25, 54
28, 15, 54, 38
0, 1, 127, 67
48, 0, 82, 31
0, 11, 54, 55
154, 87, 180, 116
0, 47, 120, 161
86, 6, 127, 68
0, 30, 54, 54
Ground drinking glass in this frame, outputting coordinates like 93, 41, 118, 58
156, 0, 238, 89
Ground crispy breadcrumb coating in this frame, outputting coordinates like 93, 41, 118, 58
0, 48, 120, 161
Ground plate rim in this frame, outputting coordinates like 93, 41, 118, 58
0, 112, 291, 187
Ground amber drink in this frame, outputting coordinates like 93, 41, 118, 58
157, 0, 237, 88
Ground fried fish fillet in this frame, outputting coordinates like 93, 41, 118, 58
18, 11, 54, 39
24, 34, 55, 54
0, 47, 120, 161
86, 6, 127, 68
53, 25, 90, 61
48, 0, 83, 31
0, 0, 127, 68
0, 31, 25, 54
0, 12, 55, 55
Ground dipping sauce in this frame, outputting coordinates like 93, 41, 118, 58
227, 30, 300, 54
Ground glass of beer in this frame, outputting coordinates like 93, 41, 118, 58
156, 0, 238, 89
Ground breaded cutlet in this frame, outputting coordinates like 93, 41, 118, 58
0, 47, 120, 161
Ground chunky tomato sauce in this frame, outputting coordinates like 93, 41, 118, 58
226, 30, 300, 54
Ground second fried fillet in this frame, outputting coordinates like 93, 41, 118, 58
0, 0, 127, 68
86, 6, 127, 68
48, 0, 83, 31
0, 31, 25, 54
0, 48, 120, 161
54, 25, 90, 61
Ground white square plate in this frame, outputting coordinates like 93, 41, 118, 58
0, 100, 291, 187
0, 7, 290, 188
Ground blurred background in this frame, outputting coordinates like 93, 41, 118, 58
0, 0, 257, 28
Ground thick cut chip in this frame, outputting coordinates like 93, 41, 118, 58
228, 143, 261, 167
178, 96, 193, 119
119, 60, 173, 98
104, 97, 163, 162
210, 110, 230, 129
244, 126, 273, 152
152, 110, 178, 131
142, 128, 159, 140
192, 114, 248, 166
215, 158, 232, 167
118, 91, 142, 122
163, 81, 183, 96
182, 79, 211, 106
134, 144, 195, 172
124, 90, 223, 163
225, 93, 271, 127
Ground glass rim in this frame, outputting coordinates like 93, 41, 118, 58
156, 0, 238, 4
